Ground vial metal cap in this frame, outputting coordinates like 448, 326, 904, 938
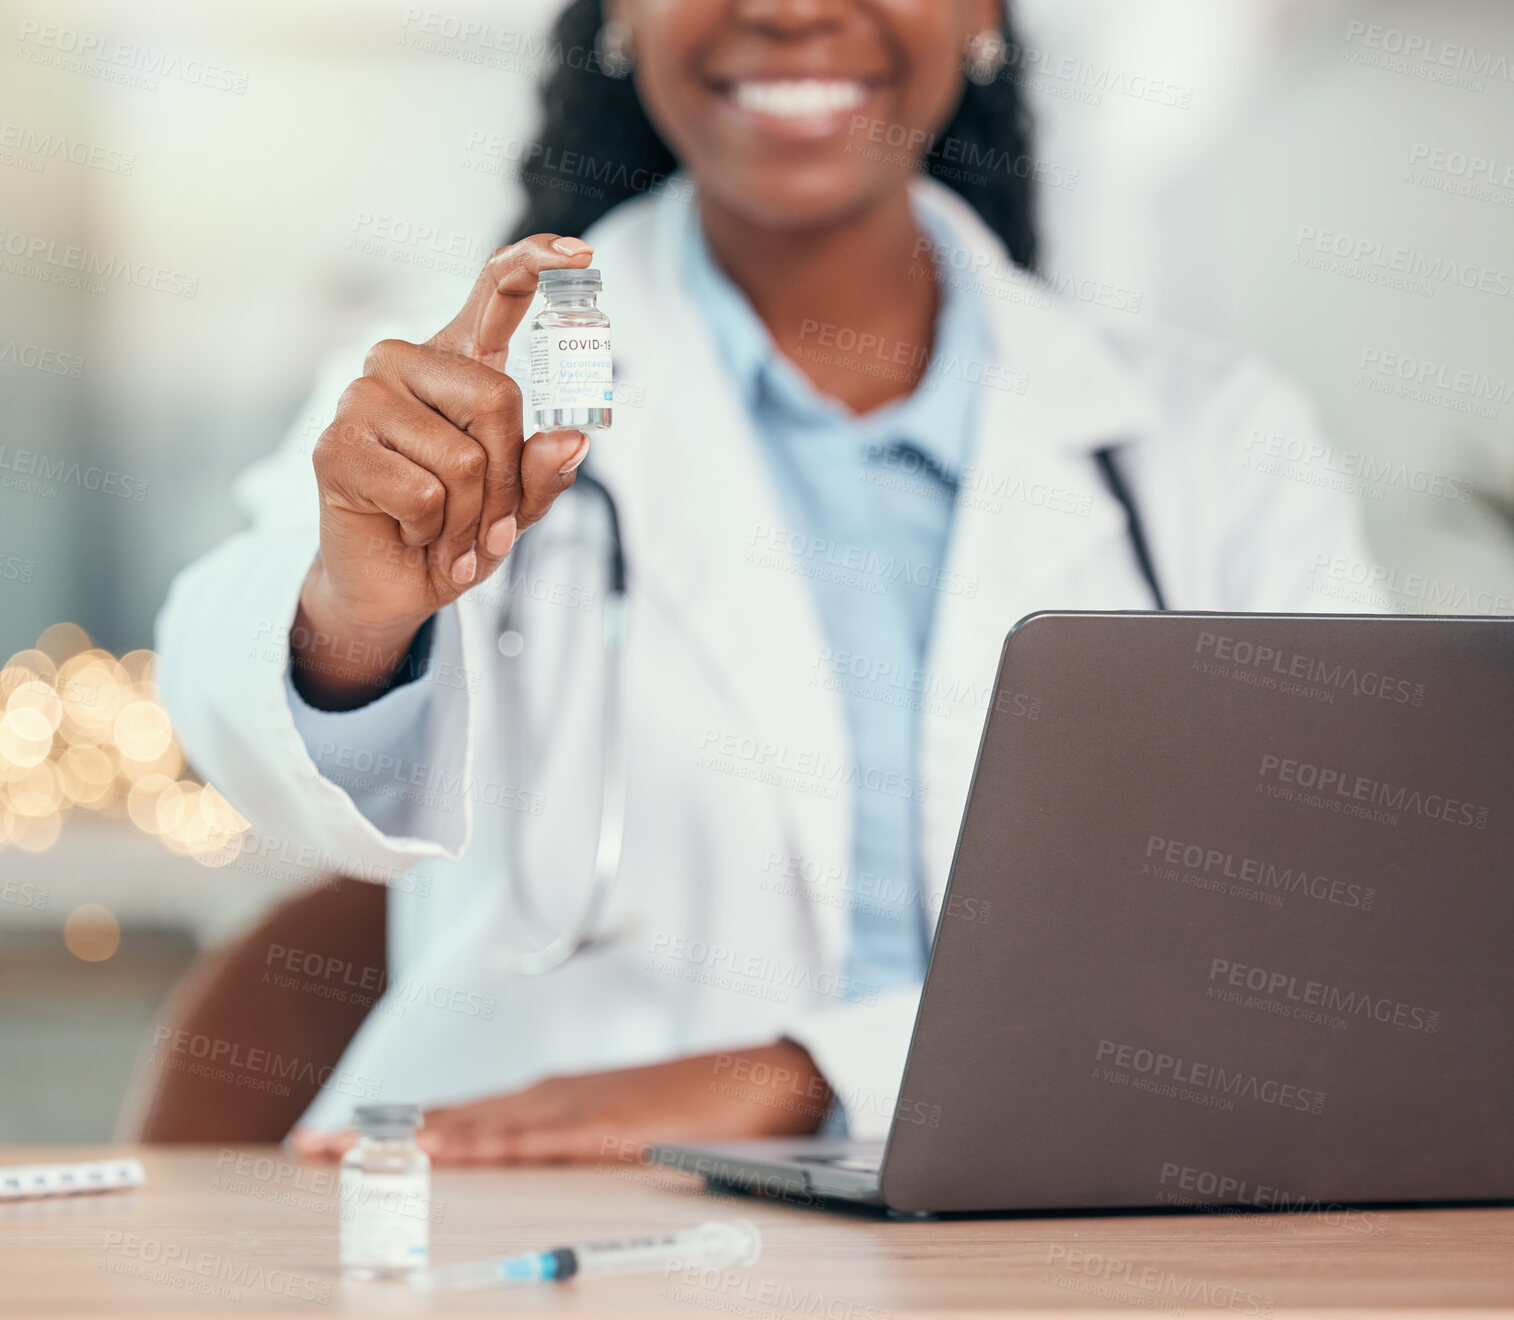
351, 1102, 424, 1135
538, 266, 602, 294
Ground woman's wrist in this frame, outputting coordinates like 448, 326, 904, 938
708, 1039, 834, 1134
290, 561, 434, 711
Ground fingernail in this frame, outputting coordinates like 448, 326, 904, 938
558, 432, 591, 476
485, 515, 517, 558
551, 237, 592, 255
451, 549, 478, 584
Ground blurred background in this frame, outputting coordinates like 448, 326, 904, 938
1, 0, 1511, 1141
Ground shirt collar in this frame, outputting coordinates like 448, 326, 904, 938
680, 194, 986, 481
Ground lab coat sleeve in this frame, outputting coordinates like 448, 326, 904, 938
279, 609, 470, 846
154, 326, 488, 878
1119, 342, 1381, 615
1208, 359, 1381, 613
1179, 357, 1380, 613
780, 990, 921, 1141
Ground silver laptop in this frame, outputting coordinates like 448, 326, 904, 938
651, 611, 1514, 1214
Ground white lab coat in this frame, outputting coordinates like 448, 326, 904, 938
155, 176, 1375, 1137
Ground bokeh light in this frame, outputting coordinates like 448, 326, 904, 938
0, 626, 250, 866
62, 903, 121, 963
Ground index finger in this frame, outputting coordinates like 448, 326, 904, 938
431, 233, 594, 365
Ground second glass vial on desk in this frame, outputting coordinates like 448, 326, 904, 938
530, 266, 613, 432
339, 1103, 430, 1280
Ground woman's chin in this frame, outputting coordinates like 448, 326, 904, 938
695, 159, 913, 233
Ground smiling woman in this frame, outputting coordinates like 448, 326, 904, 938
153, 0, 1376, 1167
509, 0, 1038, 274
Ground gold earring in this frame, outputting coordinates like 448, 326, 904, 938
963, 29, 1006, 86
596, 19, 635, 78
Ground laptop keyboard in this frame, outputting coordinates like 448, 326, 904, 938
791, 1153, 881, 1174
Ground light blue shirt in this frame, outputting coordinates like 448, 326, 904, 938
682, 208, 988, 999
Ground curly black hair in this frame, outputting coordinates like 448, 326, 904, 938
505, 0, 1038, 271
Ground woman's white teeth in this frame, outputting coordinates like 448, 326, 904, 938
729, 79, 869, 119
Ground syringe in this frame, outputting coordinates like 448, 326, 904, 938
412, 1219, 761, 1290
0, 1158, 146, 1201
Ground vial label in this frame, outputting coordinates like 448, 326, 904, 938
531, 329, 613, 414
339, 1169, 430, 1272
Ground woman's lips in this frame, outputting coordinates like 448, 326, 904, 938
712, 77, 886, 144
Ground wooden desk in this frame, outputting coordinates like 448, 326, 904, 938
5, 1146, 1514, 1317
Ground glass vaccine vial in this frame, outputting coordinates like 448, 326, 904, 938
339, 1103, 430, 1280
530, 267, 613, 432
